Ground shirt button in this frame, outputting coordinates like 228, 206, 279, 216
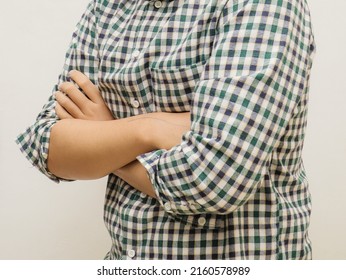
164, 202, 172, 212
154, 0, 162, 9
128, 249, 136, 259
130, 98, 140, 108
132, 50, 140, 58
140, 192, 147, 199
198, 217, 207, 226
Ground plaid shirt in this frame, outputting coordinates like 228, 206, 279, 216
16, 0, 316, 259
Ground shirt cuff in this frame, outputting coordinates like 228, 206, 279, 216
136, 149, 204, 215
16, 122, 72, 183
136, 149, 164, 178
136, 150, 174, 210
136, 150, 226, 229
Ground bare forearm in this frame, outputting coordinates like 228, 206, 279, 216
114, 160, 156, 198
48, 117, 154, 180
111, 112, 191, 196
50, 71, 190, 182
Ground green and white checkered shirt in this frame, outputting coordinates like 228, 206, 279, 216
16, 0, 316, 259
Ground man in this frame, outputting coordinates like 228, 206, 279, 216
16, 0, 316, 259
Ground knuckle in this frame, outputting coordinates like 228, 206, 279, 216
58, 82, 68, 89
55, 91, 62, 99
60, 82, 75, 93
65, 84, 75, 93
55, 92, 63, 102
59, 97, 69, 107
78, 79, 89, 89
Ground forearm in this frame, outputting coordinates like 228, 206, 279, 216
114, 160, 156, 198
48, 116, 154, 180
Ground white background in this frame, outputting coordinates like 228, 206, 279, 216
0, 0, 345, 259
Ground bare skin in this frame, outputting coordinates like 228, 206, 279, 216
51, 70, 190, 197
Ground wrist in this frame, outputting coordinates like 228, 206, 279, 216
135, 116, 160, 151
117, 114, 161, 151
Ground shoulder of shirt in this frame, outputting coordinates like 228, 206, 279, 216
91, 0, 113, 18
217, 0, 305, 28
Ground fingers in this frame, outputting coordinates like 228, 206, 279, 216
55, 102, 73, 119
58, 82, 90, 110
55, 91, 84, 119
69, 70, 103, 104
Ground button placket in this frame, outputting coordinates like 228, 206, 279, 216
198, 217, 207, 227
132, 50, 140, 58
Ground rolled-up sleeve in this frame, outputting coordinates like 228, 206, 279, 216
16, 0, 100, 182
138, 0, 315, 215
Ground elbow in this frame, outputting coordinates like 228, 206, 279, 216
46, 150, 70, 180
47, 121, 107, 180
181, 174, 261, 215
46, 121, 74, 180
46, 124, 60, 177
47, 143, 71, 180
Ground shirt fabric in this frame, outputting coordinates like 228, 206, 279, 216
16, 0, 316, 260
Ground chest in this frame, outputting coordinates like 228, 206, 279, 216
96, 0, 223, 116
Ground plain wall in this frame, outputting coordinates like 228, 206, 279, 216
0, 0, 345, 259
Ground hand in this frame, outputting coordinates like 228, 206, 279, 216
56, 71, 190, 150
55, 70, 114, 121
146, 112, 190, 150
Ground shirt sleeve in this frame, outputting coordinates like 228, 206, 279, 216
15, 0, 100, 183
137, 0, 315, 215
